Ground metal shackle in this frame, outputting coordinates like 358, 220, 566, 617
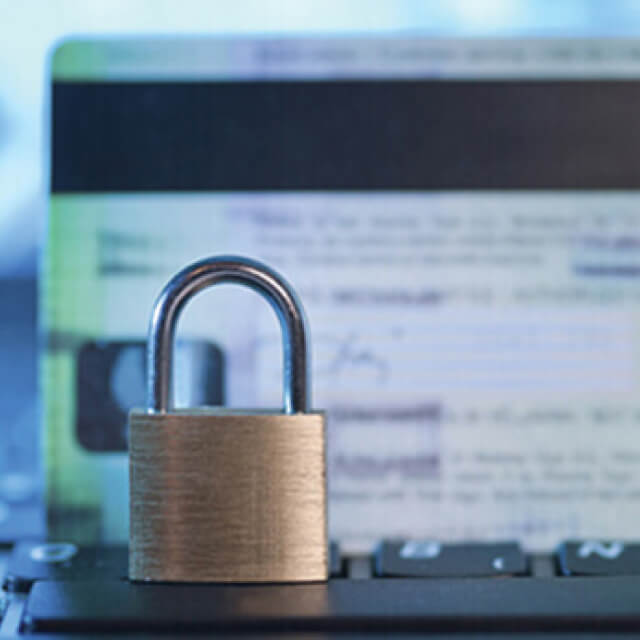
147, 256, 309, 414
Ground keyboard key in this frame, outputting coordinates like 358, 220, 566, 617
557, 540, 640, 576
376, 540, 527, 577
2, 542, 128, 592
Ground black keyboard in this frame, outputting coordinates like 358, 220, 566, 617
3, 539, 640, 637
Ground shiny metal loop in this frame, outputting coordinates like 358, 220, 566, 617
147, 256, 309, 414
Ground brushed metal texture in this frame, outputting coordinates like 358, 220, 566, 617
129, 409, 327, 583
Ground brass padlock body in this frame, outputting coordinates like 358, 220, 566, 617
129, 409, 327, 582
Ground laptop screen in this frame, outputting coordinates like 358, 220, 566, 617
46, 37, 640, 550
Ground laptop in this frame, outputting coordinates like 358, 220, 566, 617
3, 35, 640, 636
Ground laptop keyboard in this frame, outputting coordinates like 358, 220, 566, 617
3, 539, 640, 636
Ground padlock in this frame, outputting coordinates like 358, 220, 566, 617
128, 256, 328, 583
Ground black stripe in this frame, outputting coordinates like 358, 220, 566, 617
52, 80, 640, 191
